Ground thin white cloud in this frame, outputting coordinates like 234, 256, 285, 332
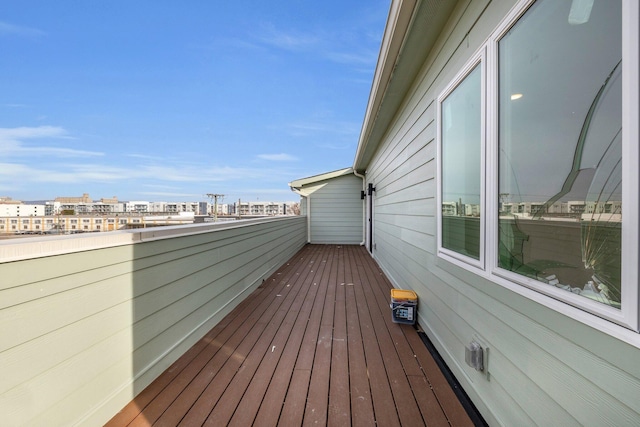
252, 22, 379, 69
190, 36, 263, 54
126, 153, 165, 161
257, 153, 298, 162
0, 21, 46, 38
1, 158, 287, 186
0, 126, 103, 158
24, 146, 104, 157
1, 103, 29, 108
139, 191, 204, 199
325, 50, 378, 66
284, 119, 360, 138
142, 184, 183, 190
0, 156, 303, 201
316, 142, 352, 150
0, 125, 66, 139
255, 24, 319, 52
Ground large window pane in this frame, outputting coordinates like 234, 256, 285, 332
498, 0, 622, 307
442, 65, 482, 259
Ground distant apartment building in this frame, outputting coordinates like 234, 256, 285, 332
54, 194, 124, 214
235, 201, 295, 216
498, 200, 622, 219
0, 213, 196, 234
124, 201, 150, 213
56, 202, 126, 215
0, 197, 45, 217
441, 199, 623, 221
1, 203, 45, 217
1, 193, 300, 235
55, 193, 92, 204
149, 201, 207, 215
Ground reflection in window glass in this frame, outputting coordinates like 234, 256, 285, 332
498, 0, 622, 307
442, 65, 481, 259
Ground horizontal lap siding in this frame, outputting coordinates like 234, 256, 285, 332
0, 217, 307, 426
309, 174, 363, 244
366, 0, 640, 426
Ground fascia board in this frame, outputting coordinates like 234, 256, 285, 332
288, 167, 354, 190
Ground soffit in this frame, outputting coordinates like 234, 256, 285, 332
353, 0, 459, 173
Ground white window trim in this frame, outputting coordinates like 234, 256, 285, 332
438, 0, 640, 337
621, 0, 640, 332
436, 50, 486, 271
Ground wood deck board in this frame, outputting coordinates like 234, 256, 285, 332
108, 244, 475, 426
250, 258, 324, 426
304, 246, 340, 426
155, 250, 313, 427
356, 245, 430, 426
226, 251, 324, 426
349, 248, 402, 427
175, 252, 313, 427
215, 252, 322, 427
403, 324, 476, 427
328, 271, 350, 427
105, 284, 267, 427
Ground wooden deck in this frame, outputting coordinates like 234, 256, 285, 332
106, 244, 475, 426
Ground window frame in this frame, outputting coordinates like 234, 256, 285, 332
436, 0, 639, 332
436, 50, 487, 271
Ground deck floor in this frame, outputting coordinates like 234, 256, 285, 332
106, 244, 474, 426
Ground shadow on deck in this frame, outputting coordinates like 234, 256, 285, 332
106, 244, 476, 426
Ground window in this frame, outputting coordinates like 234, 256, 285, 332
497, 0, 623, 309
437, 0, 638, 329
439, 62, 483, 262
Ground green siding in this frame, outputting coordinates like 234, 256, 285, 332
0, 217, 307, 426
307, 174, 363, 244
363, 0, 640, 426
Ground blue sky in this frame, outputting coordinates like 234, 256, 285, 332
0, 1, 388, 203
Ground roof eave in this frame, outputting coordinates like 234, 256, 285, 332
353, 0, 417, 173
288, 167, 354, 190
353, 0, 459, 173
